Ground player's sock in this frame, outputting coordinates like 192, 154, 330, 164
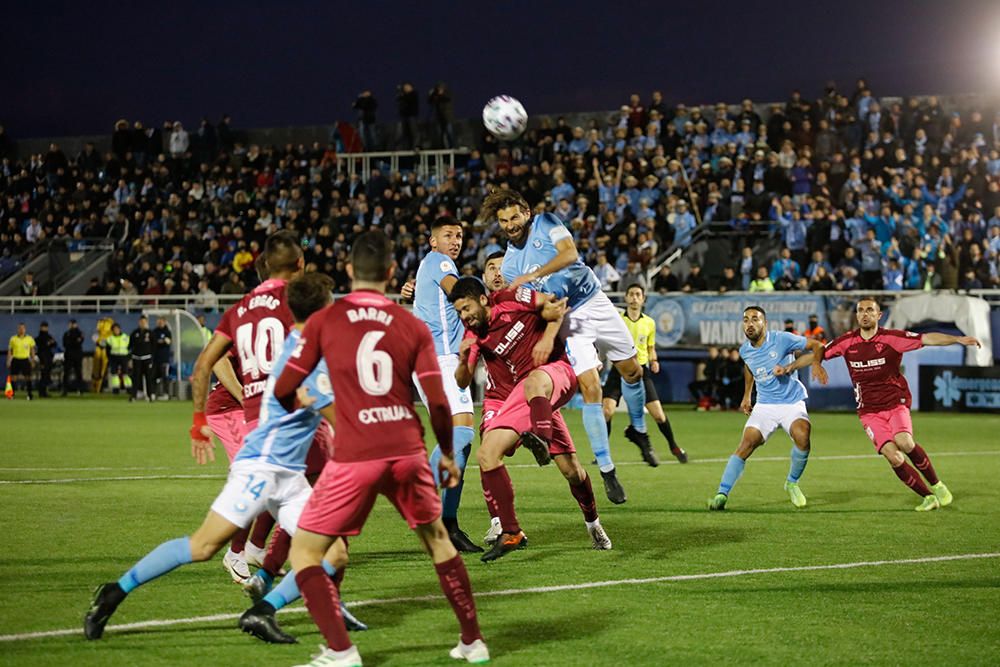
528, 396, 554, 440
263, 560, 337, 611
480, 466, 521, 534
621, 378, 648, 433
787, 446, 809, 483
582, 402, 615, 472
296, 565, 351, 652
606, 418, 612, 437
230, 526, 250, 554
906, 444, 940, 485
249, 512, 276, 551
262, 527, 291, 576
442, 428, 475, 520
434, 554, 482, 644
657, 418, 678, 448
26, 378, 33, 398
568, 474, 599, 522
117, 537, 193, 593
429, 444, 443, 485
718, 455, 746, 495
892, 461, 932, 496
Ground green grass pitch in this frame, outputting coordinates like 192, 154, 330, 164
1, 397, 998, 665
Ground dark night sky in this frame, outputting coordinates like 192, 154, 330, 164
3, 0, 1000, 139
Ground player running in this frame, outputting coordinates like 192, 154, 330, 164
275, 231, 488, 667
602, 283, 688, 466
777, 297, 979, 511
85, 274, 366, 642
408, 216, 480, 553
449, 277, 611, 562
188, 231, 303, 583
709, 306, 827, 511
483, 188, 647, 505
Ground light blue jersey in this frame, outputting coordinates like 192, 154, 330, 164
739, 330, 808, 404
414, 250, 463, 355
236, 330, 333, 472
501, 212, 601, 308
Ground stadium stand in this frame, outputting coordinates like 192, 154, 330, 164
1, 80, 998, 299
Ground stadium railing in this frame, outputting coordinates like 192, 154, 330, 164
335, 148, 469, 183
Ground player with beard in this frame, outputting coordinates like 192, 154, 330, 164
709, 306, 827, 511
450, 277, 612, 562
777, 297, 978, 511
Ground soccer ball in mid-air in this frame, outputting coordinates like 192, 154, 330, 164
482, 95, 528, 140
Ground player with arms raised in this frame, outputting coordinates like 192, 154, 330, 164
483, 188, 648, 504
709, 306, 826, 511
408, 216, 480, 552
450, 277, 611, 562
778, 297, 979, 511
274, 231, 488, 667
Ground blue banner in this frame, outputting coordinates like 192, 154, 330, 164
644, 294, 830, 347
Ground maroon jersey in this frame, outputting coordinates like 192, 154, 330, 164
467, 287, 565, 399
283, 290, 442, 463
205, 354, 241, 416
823, 327, 923, 415
214, 278, 294, 423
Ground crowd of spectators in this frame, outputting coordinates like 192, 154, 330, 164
1, 77, 999, 299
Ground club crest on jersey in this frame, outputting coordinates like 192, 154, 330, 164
532, 239, 543, 249
769, 351, 777, 358
875, 343, 885, 353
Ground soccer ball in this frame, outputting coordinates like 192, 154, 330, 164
482, 95, 528, 140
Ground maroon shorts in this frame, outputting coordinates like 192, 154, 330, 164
207, 410, 245, 462
297, 452, 442, 536
305, 420, 334, 477
860, 405, 913, 452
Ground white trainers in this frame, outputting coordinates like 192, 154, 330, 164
293, 644, 362, 667
449, 638, 490, 664
587, 520, 612, 550
244, 542, 267, 569
222, 549, 251, 584
484, 517, 502, 546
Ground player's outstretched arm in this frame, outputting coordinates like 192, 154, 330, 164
921, 332, 982, 348
511, 237, 580, 289
775, 339, 829, 385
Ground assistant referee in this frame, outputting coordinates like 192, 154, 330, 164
602, 283, 688, 464
7, 322, 36, 400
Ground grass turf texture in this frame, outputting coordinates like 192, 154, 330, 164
1, 397, 998, 665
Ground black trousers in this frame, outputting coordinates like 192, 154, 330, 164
131, 357, 155, 398
62, 354, 84, 394
38, 357, 53, 396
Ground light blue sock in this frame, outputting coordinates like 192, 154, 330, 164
263, 560, 337, 611
787, 447, 809, 483
582, 402, 615, 472
718, 455, 746, 495
118, 537, 193, 594
443, 426, 475, 519
621, 378, 648, 433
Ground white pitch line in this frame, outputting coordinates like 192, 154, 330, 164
2, 450, 998, 485
1, 551, 996, 643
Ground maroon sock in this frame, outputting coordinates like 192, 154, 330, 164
262, 527, 291, 576
906, 444, 939, 485
480, 466, 521, 534
230, 527, 250, 553
568, 473, 599, 522
434, 554, 482, 644
249, 512, 276, 550
296, 565, 351, 651
528, 396, 553, 440
893, 461, 932, 497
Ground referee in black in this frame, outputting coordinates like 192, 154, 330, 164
129, 315, 156, 402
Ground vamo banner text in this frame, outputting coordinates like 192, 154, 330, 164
644, 294, 831, 347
